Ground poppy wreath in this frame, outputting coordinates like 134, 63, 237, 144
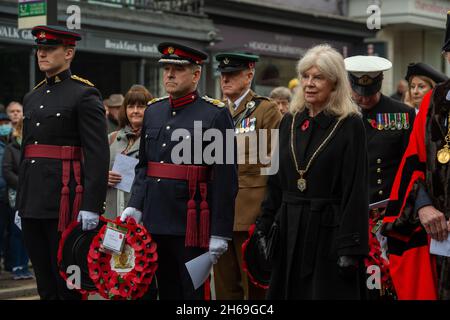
57, 218, 100, 297
88, 217, 158, 300
241, 224, 269, 290
364, 216, 396, 298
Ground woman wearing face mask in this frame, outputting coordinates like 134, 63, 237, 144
104, 85, 153, 219
2, 117, 33, 280
405, 62, 447, 114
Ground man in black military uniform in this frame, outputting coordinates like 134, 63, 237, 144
17, 25, 109, 300
121, 42, 238, 300
344, 55, 416, 298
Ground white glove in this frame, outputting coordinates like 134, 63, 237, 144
120, 207, 143, 224
14, 211, 21, 231
209, 237, 228, 264
77, 210, 99, 231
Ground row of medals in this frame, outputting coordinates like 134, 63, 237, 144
235, 117, 256, 135
375, 113, 409, 130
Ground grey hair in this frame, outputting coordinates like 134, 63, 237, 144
289, 44, 359, 119
270, 86, 292, 102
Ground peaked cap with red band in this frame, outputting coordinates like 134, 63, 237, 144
157, 42, 207, 65
32, 25, 81, 46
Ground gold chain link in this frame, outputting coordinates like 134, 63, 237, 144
290, 112, 342, 179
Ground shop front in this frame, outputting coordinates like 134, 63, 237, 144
0, 17, 209, 105
210, 23, 363, 97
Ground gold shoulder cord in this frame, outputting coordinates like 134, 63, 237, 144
437, 113, 450, 164
290, 113, 342, 192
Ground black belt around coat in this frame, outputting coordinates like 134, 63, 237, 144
281, 191, 341, 278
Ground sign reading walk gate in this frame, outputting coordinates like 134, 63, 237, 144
18, 0, 48, 30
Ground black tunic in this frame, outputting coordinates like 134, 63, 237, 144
361, 95, 415, 203
17, 69, 109, 219
257, 110, 369, 299
128, 94, 238, 239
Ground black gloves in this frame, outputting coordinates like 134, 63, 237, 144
337, 255, 359, 279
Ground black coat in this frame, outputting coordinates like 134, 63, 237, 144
2, 137, 20, 190
361, 95, 415, 203
17, 69, 109, 219
128, 93, 238, 239
257, 110, 369, 299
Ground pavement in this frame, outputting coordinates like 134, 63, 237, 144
0, 270, 39, 300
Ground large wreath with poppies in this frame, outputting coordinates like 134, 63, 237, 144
365, 216, 396, 298
88, 217, 158, 300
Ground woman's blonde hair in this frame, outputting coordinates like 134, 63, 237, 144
289, 44, 359, 119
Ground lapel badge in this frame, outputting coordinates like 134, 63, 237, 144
246, 101, 255, 109
55, 76, 61, 83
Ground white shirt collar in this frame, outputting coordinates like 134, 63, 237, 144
228, 88, 251, 110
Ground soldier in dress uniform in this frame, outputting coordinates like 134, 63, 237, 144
17, 25, 109, 300
213, 52, 281, 300
344, 55, 416, 298
120, 42, 238, 300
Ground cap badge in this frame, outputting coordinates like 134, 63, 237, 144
168, 47, 175, 54
358, 75, 374, 86
39, 31, 46, 39
223, 58, 230, 65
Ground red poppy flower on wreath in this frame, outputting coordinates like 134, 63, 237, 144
87, 216, 158, 300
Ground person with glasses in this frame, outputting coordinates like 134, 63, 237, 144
105, 85, 153, 219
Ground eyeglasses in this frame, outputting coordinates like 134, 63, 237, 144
126, 104, 147, 110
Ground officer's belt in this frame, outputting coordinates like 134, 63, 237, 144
24, 145, 83, 233
146, 162, 212, 248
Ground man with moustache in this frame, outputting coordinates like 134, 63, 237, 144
17, 25, 109, 300
121, 43, 238, 300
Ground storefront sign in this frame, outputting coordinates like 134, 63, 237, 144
212, 24, 355, 59
0, 19, 199, 59
0, 23, 34, 43
18, 0, 46, 18
104, 39, 159, 55
18, 0, 48, 29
